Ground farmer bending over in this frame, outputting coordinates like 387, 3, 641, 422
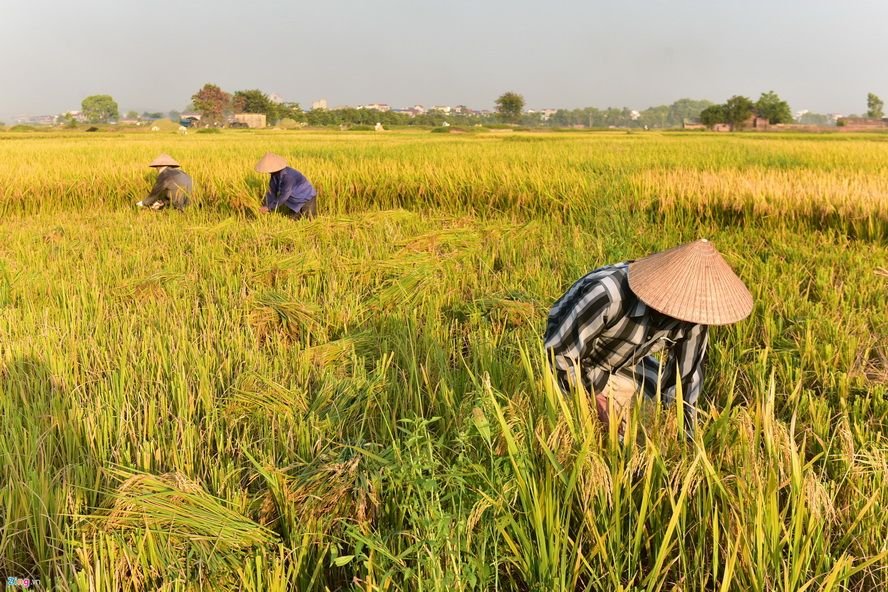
136, 154, 192, 211
544, 239, 753, 439
255, 152, 317, 219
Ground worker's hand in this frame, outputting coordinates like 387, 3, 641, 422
259, 206, 270, 213
595, 393, 610, 426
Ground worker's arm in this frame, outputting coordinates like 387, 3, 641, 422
544, 280, 619, 393
264, 173, 297, 211
263, 174, 279, 210
660, 324, 709, 439
141, 177, 166, 207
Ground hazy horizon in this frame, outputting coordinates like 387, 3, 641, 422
2, 0, 887, 122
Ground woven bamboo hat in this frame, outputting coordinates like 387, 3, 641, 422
627, 239, 753, 325
148, 153, 180, 168
255, 152, 287, 173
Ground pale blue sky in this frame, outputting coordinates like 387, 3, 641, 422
1, 0, 886, 120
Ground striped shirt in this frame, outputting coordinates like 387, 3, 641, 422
544, 262, 708, 437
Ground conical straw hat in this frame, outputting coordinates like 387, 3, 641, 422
627, 239, 753, 325
255, 152, 287, 173
148, 153, 180, 168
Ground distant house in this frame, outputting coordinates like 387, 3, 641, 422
744, 115, 770, 130
16, 114, 57, 125
361, 103, 390, 112
233, 113, 267, 128
311, 99, 328, 111
709, 116, 769, 132
682, 121, 706, 130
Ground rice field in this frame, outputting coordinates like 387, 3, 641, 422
0, 129, 886, 591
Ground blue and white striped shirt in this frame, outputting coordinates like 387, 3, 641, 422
544, 262, 709, 437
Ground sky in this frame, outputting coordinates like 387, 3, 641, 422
1, 0, 887, 121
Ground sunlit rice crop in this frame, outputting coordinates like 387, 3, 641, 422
0, 128, 885, 591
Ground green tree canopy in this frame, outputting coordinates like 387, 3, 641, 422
495, 92, 525, 123
192, 84, 232, 125
866, 92, 884, 119
755, 91, 793, 124
722, 96, 755, 128
81, 95, 119, 123
699, 105, 726, 127
668, 98, 714, 125
233, 89, 276, 117
277, 102, 305, 122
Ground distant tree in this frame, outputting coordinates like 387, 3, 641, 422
192, 83, 232, 125
866, 92, 884, 119
141, 111, 163, 120
723, 95, 755, 128
168, 110, 181, 121
81, 95, 120, 123
699, 104, 726, 127
495, 91, 525, 123
798, 112, 834, 126
755, 91, 792, 124
233, 89, 274, 114
59, 112, 77, 128
278, 102, 305, 122
125, 110, 139, 120
667, 98, 714, 126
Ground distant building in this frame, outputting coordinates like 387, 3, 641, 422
745, 115, 770, 130
58, 111, 88, 123
412, 105, 426, 115
528, 108, 558, 121
311, 99, 328, 111
233, 113, 266, 128
268, 93, 284, 105
431, 105, 451, 114
15, 114, 57, 125
682, 121, 706, 130
360, 103, 390, 112
629, 110, 641, 121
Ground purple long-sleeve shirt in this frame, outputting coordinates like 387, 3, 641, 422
264, 167, 317, 213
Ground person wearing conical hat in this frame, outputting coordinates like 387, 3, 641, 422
255, 152, 317, 219
544, 239, 753, 439
136, 154, 192, 211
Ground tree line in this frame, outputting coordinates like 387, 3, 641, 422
54, 88, 886, 130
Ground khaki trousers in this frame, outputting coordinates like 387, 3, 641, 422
594, 373, 638, 430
